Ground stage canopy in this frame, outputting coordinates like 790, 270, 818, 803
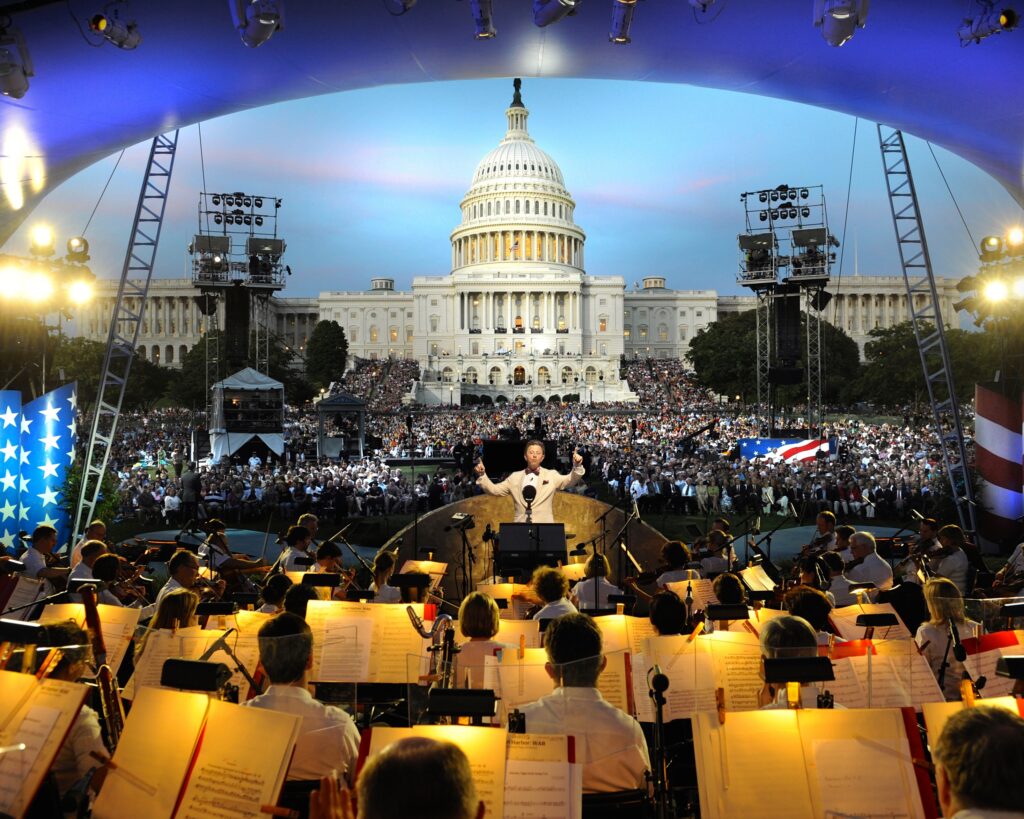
210, 367, 285, 462
0, 1, 1022, 248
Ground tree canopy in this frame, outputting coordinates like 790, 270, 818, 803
304, 320, 349, 390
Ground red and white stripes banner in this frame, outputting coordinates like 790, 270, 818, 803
975, 383, 1023, 542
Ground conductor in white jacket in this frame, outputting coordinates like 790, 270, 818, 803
475, 440, 584, 523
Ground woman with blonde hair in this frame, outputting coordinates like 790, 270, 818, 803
915, 577, 981, 700
573, 553, 623, 612
457, 592, 512, 688
369, 548, 401, 603
137, 588, 199, 656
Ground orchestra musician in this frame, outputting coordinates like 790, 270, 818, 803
796, 555, 835, 605
157, 549, 224, 605
70, 519, 107, 568
695, 529, 733, 575
68, 542, 122, 607
914, 577, 981, 701
991, 538, 1024, 597
757, 615, 837, 709
783, 586, 843, 646
821, 552, 856, 607
623, 540, 697, 602
258, 573, 293, 613
198, 519, 266, 576
517, 566, 577, 621
243, 613, 361, 783
928, 525, 971, 595
279, 524, 316, 572
573, 553, 623, 612
803, 511, 837, 556
474, 440, 584, 523
298, 513, 320, 545
457, 592, 512, 689
843, 531, 893, 593
369, 549, 401, 603
517, 613, 650, 793
834, 524, 855, 562
20, 524, 69, 592
313, 541, 356, 600
648, 590, 687, 636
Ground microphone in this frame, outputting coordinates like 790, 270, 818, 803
522, 485, 537, 504
406, 605, 428, 637
949, 620, 967, 663
649, 663, 669, 694
910, 509, 924, 521
0, 559, 25, 574
199, 627, 237, 662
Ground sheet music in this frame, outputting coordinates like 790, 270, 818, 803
401, 560, 447, 591
922, 697, 1021, 746
847, 653, 943, 710
813, 738, 917, 819
37, 602, 141, 677
477, 582, 531, 620
739, 565, 776, 593
817, 657, 867, 708
592, 614, 656, 657
320, 618, 374, 682
123, 628, 209, 699
0, 705, 60, 816
595, 651, 631, 715
1, 575, 45, 620
705, 638, 763, 712
232, 609, 274, 632
496, 648, 553, 714
665, 578, 718, 613
636, 638, 718, 722
963, 646, 1023, 697
201, 631, 262, 699
829, 603, 911, 641
504, 734, 580, 819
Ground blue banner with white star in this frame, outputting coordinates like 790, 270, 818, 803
14, 383, 78, 553
0, 391, 22, 554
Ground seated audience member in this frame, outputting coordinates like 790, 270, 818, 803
822, 552, 856, 607
573, 554, 623, 611
457, 592, 511, 689
284, 584, 321, 620
915, 578, 982, 701
519, 613, 650, 793
757, 615, 833, 709
783, 586, 841, 645
931, 706, 1024, 819
649, 590, 686, 636
523, 566, 576, 621
369, 549, 401, 603
259, 573, 293, 613
244, 613, 360, 783
47, 622, 108, 805
350, 737, 485, 819
844, 531, 893, 593
279, 525, 315, 573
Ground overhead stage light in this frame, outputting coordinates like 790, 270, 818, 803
534, 0, 578, 27
0, 26, 33, 99
230, 0, 284, 48
471, 0, 496, 38
609, 0, 637, 43
980, 235, 1004, 262
1006, 226, 1024, 250
29, 224, 55, 256
66, 236, 90, 263
90, 7, 142, 49
959, 3, 1018, 44
68, 280, 94, 306
983, 279, 1009, 302
1013, 277, 1024, 298
813, 0, 868, 47
24, 272, 54, 303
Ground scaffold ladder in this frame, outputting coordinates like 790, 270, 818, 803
72, 131, 179, 543
877, 125, 976, 534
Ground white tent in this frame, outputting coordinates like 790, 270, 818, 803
209, 368, 285, 462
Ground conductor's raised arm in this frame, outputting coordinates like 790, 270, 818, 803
475, 458, 510, 497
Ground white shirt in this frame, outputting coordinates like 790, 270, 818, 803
21, 546, 48, 580
930, 548, 970, 595
156, 576, 185, 605
845, 551, 893, 592
69, 561, 94, 581
828, 575, 857, 607
279, 547, 313, 573
369, 581, 401, 604
242, 685, 360, 783
51, 704, 105, 796
164, 494, 181, 512
656, 568, 697, 588
534, 597, 577, 621
574, 578, 623, 611
198, 540, 230, 570
457, 639, 511, 689
518, 687, 650, 793
915, 619, 982, 701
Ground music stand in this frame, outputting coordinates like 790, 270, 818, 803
497, 523, 565, 576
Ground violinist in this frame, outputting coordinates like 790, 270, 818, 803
796, 555, 835, 606
928, 525, 970, 595
821, 552, 856, 606
157, 549, 224, 605
21, 524, 69, 592
649, 590, 687, 636
695, 530, 732, 576
573, 553, 623, 612
833, 525, 855, 562
279, 525, 315, 572
259, 573, 293, 613
916, 517, 940, 555
297, 513, 319, 545
802, 511, 837, 557
623, 541, 696, 601
783, 586, 842, 646
198, 519, 266, 575
844, 531, 893, 593
313, 541, 355, 601
71, 519, 107, 569
69, 539, 108, 583
91, 554, 136, 606
991, 539, 1024, 597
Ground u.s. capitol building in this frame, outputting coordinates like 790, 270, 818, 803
76, 81, 961, 404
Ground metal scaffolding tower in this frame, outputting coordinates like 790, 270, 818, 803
877, 124, 977, 534
73, 131, 179, 542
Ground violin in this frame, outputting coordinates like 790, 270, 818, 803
843, 554, 867, 573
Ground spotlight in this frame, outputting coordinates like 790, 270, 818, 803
983, 279, 1009, 302
0, 27, 33, 99
814, 0, 868, 46
1006, 226, 1024, 249
254, 197, 263, 208
0, 263, 22, 297
230, 0, 284, 48
212, 194, 221, 206
770, 191, 780, 202
959, 3, 1018, 44
254, 216, 264, 226
225, 196, 235, 207
243, 215, 252, 226
212, 254, 223, 264
1013, 277, 1024, 298
243, 197, 252, 207
470, 0, 496, 38
801, 207, 811, 218
66, 236, 90, 263
770, 209, 779, 220
788, 208, 798, 219
758, 192, 768, 203
980, 235, 1004, 262
534, 0, 578, 27
788, 190, 797, 200
800, 188, 809, 199
759, 211, 768, 222
609, 0, 637, 43
29, 224, 55, 256
89, 9, 142, 49
24, 272, 54, 303
68, 280, 94, 305
214, 214, 224, 225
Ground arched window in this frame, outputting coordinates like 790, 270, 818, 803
487, 202, 492, 216
639, 325, 649, 340
165, 345, 174, 364
505, 200, 511, 214
465, 367, 479, 384
537, 366, 551, 385
152, 345, 160, 363
534, 200, 539, 213
513, 366, 526, 385
489, 366, 502, 385
598, 315, 608, 332
429, 315, 439, 333
657, 324, 668, 342
350, 327, 359, 342
557, 314, 566, 330
442, 367, 454, 383
623, 324, 632, 339
514, 315, 523, 329
585, 366, 597, 385
370, 325, 379, 343
679, 326, 688, 341
561, 366, 574, 384
389, 326, 399, 343
525, 200, 530, 214
179, 345, 187, 362
543, 202, 548, 216
515, 200, 521, 214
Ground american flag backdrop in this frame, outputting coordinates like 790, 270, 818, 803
738, 437, 832, 463
0, 383, 77, 554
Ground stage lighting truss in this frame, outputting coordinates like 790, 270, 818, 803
959, 0, 1018, 44
229, 0, 284, 48
813, 0, 869, 47
89, 3, 142, 50
0, 252, 95, 312
609, 0, 638, 43
471, 0, 496, 38
533, 0, 578, 27
0, 24, 34, 99
191, 192, 287, 290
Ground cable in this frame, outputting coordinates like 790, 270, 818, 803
80, 148, 125, 236
65, 0, 103, 47
831, 117, 858, 328
197, 122, 208, 193
691, 0, 728, 24
926, 141, 977, 253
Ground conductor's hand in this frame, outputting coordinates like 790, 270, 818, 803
572, 449, 583, 467
475, 459, 486, 476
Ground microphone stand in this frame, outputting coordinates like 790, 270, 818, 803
1, 588, 69, 617
334, 524, 375, 580
648, 666, 671, 819
200, 628, 263, 696
748, 513, 790, 585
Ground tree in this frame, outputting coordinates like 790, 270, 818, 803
686, 309, 860, 405
304, 320, 349, 390
51, 336, 105, 409
124, 356, 172, 412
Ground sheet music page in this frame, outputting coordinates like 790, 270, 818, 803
0, 704, 61, 817
819, 657, 867, 709
637, 637, 718, 721
702, 632, 763, 712
665, 578, 718, 612
692, 710, 813, 819
922, 697, 1021, 746
595, 651, 631, 715
122, 627, 209, 699
176, 699, 300, 819
93, 687, 210, 819
200, 630, 262, 699
846, 653, 941, 709
319, 617, 374, 682
829, 603, 910, 641
232, 609, 274, 632
36, 602, 141, 677
739, 565, 776, 592
476, 582, 530, 620
3, 575, 45, 620
958, 634, 1024, 697
365, 726, 507, 819
592, 614, 628, 653
496, 648, 553, 714
504, 733, 579, 819
494, 619, 542, 649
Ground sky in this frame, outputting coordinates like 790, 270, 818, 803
5, 78, 1024, 299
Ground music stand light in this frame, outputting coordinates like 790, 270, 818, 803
302, 573, 342, 588
855, 612, 898, 640
160, 658, 232, 692
763, 656, 836, 684
706, 604, 749, 621
995, 656, 1024, 680
425, 688, 497, 725
195, 601, 237, 617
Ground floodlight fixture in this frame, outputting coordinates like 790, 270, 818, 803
980, 235, 1004, 262
89, 8, 142, 50
24, 272, 54, 303
68, 280, 94, 306
471, 0, 496, 38
193, 235, 231, 254
29, 224, 55, 257
738, 233, 775, 251
0, 27, 33, 99
1012, 276, 1024, 299
254, 197, 263, 208
230, 0, 284, 48
534, 0, 578, 27
792, 227, 830, 247
1006, 226, 1024, 250
609, 0, 637, 43
814, 0, 868, 47
66, 236, 90, 263
959, 2, 1018, 44
983, 279, 1009, 302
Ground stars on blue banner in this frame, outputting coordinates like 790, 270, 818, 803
0, 391, 20, 554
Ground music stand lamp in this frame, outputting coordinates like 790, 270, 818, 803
425, 688, 497, 726
763, 656, 837, 709
854, 612, 898, 640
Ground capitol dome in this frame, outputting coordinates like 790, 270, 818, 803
450, 78, 585, 274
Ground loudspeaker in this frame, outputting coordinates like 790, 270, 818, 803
768, 366, 804, 385
773, 283, 801, 363
809, 289, 833, 311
